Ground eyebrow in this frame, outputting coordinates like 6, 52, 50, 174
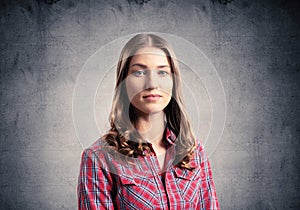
130, 63, 171, 69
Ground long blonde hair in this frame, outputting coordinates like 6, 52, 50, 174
104, 33, 196, 169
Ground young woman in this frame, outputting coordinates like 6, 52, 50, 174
77, 34, 219, 209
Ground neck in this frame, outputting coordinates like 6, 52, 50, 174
134, 111, 166, 146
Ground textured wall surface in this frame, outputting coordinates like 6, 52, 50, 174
1, 0, 299, 209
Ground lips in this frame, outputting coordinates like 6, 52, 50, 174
143, 94, 162, 98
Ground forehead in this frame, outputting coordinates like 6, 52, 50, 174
134, 47, 166, 56
130, 47, 169, 65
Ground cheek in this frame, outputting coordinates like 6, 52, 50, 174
125, 77, 145, 100
160, 78, 173, 95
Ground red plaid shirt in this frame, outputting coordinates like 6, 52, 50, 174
77, 128, 219, 209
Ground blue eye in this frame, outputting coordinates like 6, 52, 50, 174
132, 70, 146, 77
157, 70, 169, 76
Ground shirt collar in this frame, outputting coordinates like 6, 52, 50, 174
165, 127, 177, 145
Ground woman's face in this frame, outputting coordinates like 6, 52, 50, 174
125, 47, 173, 115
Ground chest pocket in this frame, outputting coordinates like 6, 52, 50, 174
173, 165, 202, 204
117, 174, 160, 209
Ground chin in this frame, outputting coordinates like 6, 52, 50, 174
137, 106, 166, 115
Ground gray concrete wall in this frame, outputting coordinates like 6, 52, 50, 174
1, 0, 299, 209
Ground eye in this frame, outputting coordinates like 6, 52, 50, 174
157, 70, 169, 76
132, 69, 147, 77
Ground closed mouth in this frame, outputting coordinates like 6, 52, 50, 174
143, 94, 162, 98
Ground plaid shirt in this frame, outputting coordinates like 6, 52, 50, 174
77, 128, 219, 209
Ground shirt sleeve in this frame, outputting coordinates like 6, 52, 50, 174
77, 149, 115, 210
198, 142, 220, 209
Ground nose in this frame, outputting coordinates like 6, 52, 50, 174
145, 70, 158, 90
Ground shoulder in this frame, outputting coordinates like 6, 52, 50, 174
195, 140, 208, 157
86, 137, 106, 153
195, 140, 204, 152
80, 137, 114, 168
81, 137, 104, 155
189, 140, 208, 167
80, 137, 131, 175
